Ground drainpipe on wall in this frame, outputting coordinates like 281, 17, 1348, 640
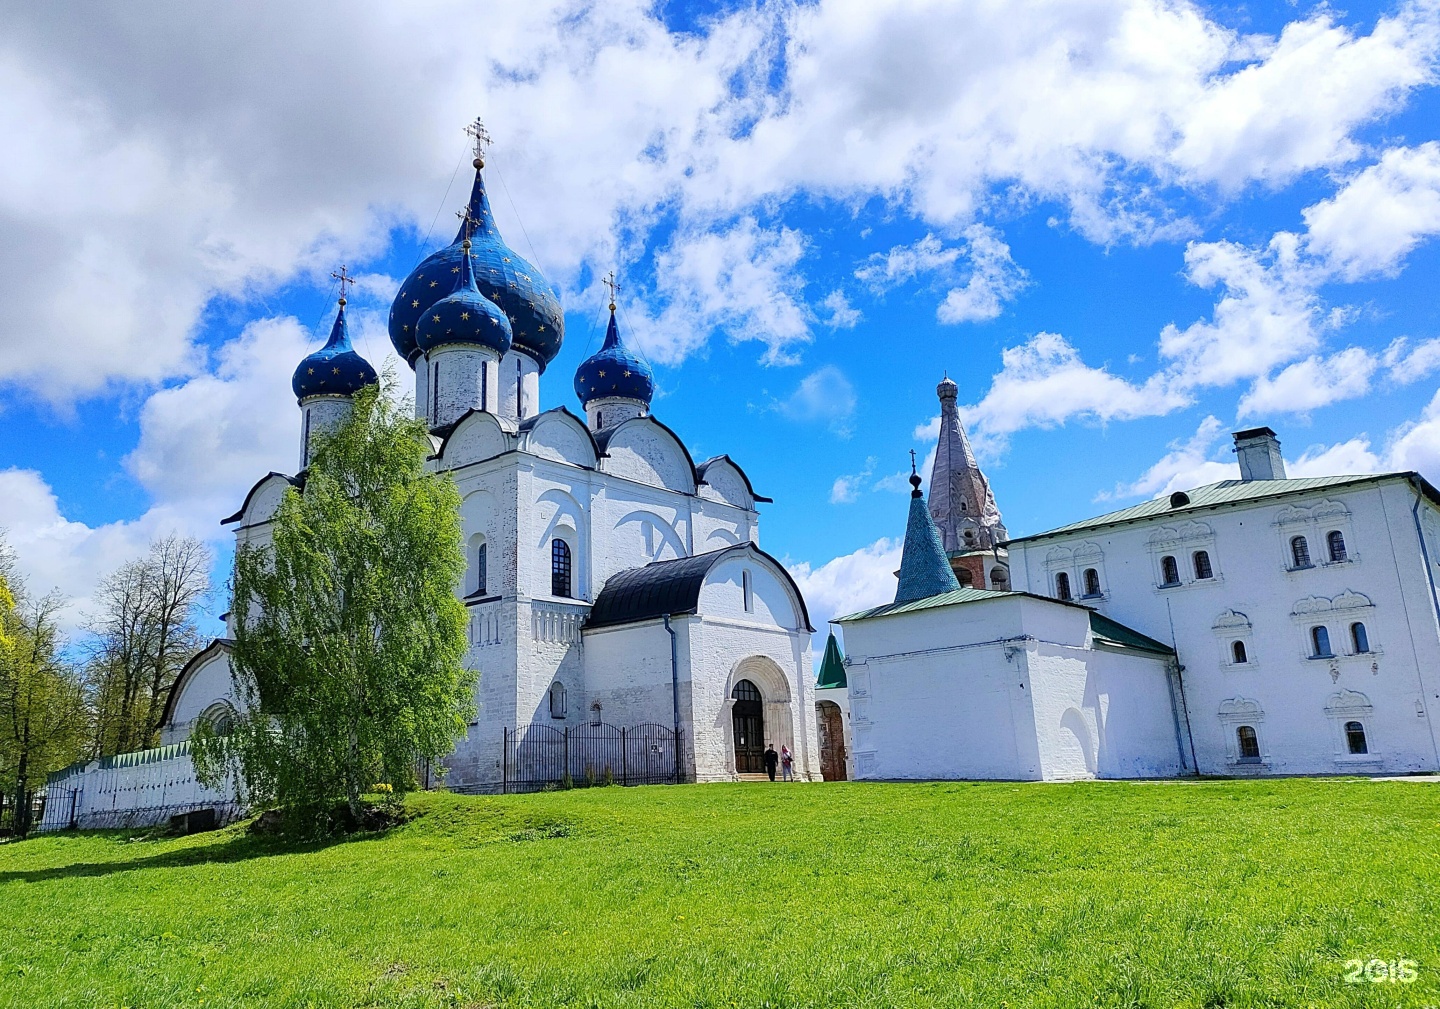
1165, 598, 1200, 775
1407, 483, 1440, 767
663, 615, 682, 783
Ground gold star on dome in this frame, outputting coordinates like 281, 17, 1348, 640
451, 266, 460, 274
460, 311, 471, 320
411, 300, 419, 308
402, 324, 410, 332
623, 370, 631, 377
598, 370, 606, 378
399, 290, 405, 298
429, 280, 438, 288
417, 273, 424, 279
537, 325, 546, 332
503, 257, 511, 263
332, 367, 341, 375
307, 367, 314, 375
432, 314, 441, 323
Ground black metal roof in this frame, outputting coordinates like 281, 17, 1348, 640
586, 544, 814, 631
697, 454, 772, 504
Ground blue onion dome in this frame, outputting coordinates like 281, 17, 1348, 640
574, 305, 654, 407
388, 158, 564, 369
292, 298, 378, 401
415, 236, 513, 356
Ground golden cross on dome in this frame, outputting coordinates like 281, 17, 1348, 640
455, 205, 481, 244
602, 271, 622, 311
465, 117, 492, 162
331, 265, 356, 304
909, 449, 917, 476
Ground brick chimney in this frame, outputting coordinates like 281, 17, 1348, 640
1233, 427, 1286, 481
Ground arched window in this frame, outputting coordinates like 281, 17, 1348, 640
1232, 640, 1248, 664
1193, 550, 1213, 580
1327, 530, 1348, 563
1236, 725, 1261, 762
1290, 535, 1311, 569
201, 703, 236, 737
1055, 572, 1072, 601
1350, 621, 1370, 654
1160, 555, 1180, 586
1083, 568, 1101, 597
990, 567, 1008, 587
1344, 720, 1368, 754
551, 539, 572, 598
474, 541, 488, 597
958, 568, 974, 587
1311, 625, 1332, 658
549, 681, 567, 719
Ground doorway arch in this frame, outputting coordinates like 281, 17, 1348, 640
816, 700, 846, 780
731, 679, 764, 773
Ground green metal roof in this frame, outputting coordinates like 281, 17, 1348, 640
1088, 611, 1175, 656
835, 586, 1018, 623
815, 632, 847, 689
1005, 473, 1420, 545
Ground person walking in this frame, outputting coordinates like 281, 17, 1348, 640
762, 743, 779, 781
780, 744, 795, 782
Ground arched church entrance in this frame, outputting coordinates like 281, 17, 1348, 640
731, 679, 764, 773
816, 701, 846, 781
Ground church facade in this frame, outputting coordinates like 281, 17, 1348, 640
164, 146, 821, 792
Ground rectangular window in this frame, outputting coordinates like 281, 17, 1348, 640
481, 361, 488, 412
743, 569, 753, 612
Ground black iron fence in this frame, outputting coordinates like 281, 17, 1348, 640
0, 791, 45, 837
503, 722, 682, 793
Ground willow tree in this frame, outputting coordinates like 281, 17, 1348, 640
194, 379, 472, 821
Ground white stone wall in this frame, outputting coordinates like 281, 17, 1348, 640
839, 594, 1180, 781
428, 345, 503, 428
161, 649, 242, 745
585, 397, 645, 432
38, 749, 237, 831
299, 396, 352, 470
1008, 478, 1440, 776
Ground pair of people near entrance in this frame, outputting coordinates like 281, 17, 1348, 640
762, 744, 795, 782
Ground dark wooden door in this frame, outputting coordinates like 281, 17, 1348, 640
732, 679, 765, 773
817, 700, 847, 781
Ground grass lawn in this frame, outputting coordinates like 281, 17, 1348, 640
1, 779, 1438, 1008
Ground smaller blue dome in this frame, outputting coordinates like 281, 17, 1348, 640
416, 239, 513, 356
574, 308, 654, 407
292, 301, 378, 401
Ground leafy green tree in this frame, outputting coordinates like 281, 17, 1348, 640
0, 541, 88, 835
194, 378, 472, 821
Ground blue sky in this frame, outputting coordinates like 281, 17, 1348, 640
3, 0, 1440, 635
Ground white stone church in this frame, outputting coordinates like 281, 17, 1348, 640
42, 145, 821, 827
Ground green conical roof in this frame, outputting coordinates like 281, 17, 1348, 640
895, 470, 960, 603
816, 631, 846, 689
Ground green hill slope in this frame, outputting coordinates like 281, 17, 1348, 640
1, 780, 1438, 1008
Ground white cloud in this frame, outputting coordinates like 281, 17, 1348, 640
776, 365, 857, 435
1384, 336, 1440, 385
1169, 7, 1440, 190
1104, 415, 1238, 500
641, 219, 813, 366
964, 332, 1186, 443
1303, 141, 1440, 280
817, 289, 862, 329
1158, 234, 1323, 392
786, 537, 902, 630
829, 456, 877, 504
8, 0, 1437, 403
856, 228, 1027, 323
1237, 346, 1379, 418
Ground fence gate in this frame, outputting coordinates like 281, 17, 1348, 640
503, 722, 681, 793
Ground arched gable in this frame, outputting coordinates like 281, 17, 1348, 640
698, 548, 810, 632
160, 639, 236, 736
596, 417, 697, 494
434, 410, 516, 470
221, 473, 301, 528
697, 456, 767, 508
519, 408, 598, 468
